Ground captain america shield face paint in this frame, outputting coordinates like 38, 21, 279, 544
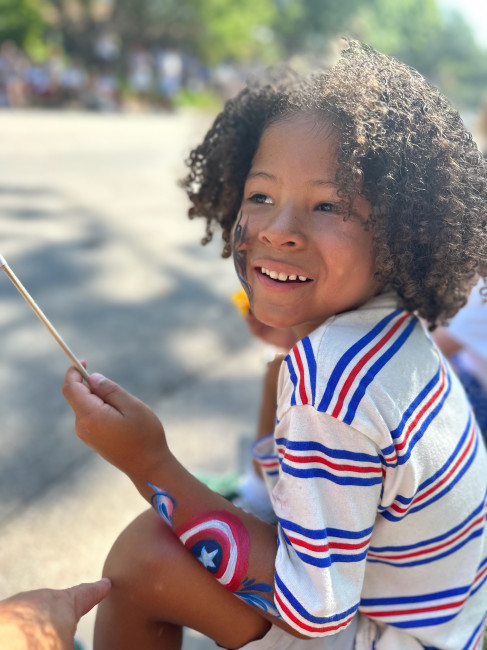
175, 510, 250, 591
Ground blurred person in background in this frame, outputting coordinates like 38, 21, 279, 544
128, 44, 154, 104
155, 48, 183, 108
0, 41, 28, 108
433, 274, 487, 441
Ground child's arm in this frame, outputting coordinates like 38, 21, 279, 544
251, 353, 285, 481
432, 326, 463, 358
62, 368, 306, 638
256, 354, 285, 440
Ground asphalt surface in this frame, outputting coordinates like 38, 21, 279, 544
0, 109, 268, 649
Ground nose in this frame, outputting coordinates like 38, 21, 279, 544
258, 206, 306, 249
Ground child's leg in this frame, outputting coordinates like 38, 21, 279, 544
94, 508, 271, 650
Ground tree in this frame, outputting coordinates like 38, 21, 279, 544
108, 0, 278, 66
191, 0, 278, 65
350, 0, 487, 110
0, 0, 47, 54
43, 0, 101, 65
38, 0, 368, 73
273, 0, 367, 55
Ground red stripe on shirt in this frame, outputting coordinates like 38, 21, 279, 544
293, 346, 309, 405
390, 421, 476, 514
395, 363, 447, 453
368, 513, 485, 561
288, 535, 371, 553
275, 589, 356, 634
283, 452, 382, 475
332, 313, 411, 419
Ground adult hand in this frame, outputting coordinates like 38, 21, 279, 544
0, 578, 111, 650
62, 368, 169, 479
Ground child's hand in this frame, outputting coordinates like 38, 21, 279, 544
62, 367, 169, 479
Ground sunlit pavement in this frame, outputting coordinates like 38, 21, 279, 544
0, 109, 268, 649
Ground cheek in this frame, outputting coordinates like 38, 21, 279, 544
354, 234, 379, 291
328, 228, 376, 277
362, 233, 377, 270
232, 210, 260, 249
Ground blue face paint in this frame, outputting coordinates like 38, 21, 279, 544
236, 576, 280, 617
232, 210, 252, 306
148, 482, 176, 527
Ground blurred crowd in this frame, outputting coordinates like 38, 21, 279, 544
0, 40, 245, 112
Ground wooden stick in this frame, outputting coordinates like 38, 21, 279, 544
0, 254, 90, 382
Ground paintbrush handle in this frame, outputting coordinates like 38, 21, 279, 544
0, 258, 90, 382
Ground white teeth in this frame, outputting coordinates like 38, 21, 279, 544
260, 267, 309, 282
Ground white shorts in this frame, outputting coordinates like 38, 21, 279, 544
237, 615, 358, 650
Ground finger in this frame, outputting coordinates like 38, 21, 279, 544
88, 373, 135, 413
66, 578, 112, 620
272, 352, 286, 363
62, 365, 98, 410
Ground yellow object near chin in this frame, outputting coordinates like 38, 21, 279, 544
231, 289, 250, 318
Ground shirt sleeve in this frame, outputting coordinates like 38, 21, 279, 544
270, 404, 383, 637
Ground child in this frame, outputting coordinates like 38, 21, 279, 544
62, 41, 487, 649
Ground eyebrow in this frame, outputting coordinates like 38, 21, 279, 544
246, 171, 276, 181
247, 170, 338, 187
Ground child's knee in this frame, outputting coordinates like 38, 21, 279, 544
102, 508, 183, 605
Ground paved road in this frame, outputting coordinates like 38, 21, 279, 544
0, 109, 267, 649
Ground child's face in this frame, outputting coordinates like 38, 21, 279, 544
232, 113, 380, 340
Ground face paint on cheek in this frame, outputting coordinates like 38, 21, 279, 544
175, 511, 250, 591
232, 211, 253, 305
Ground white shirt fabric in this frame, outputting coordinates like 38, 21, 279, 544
253, 293, 487, 649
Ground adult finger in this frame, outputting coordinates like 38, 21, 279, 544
66, 578, 112, 620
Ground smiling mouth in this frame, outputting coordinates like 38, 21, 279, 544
260, 267, 311, 283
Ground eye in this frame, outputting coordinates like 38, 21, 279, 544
315, 202, 334, 212
248, 193, 273, 205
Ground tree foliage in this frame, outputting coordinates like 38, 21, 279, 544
46, 0, 115, 65
105, 0, 364, 65
0, 0, 46, 53
350, 0, 487, 109
193, 0, 278, 65
274, 0, 365, 54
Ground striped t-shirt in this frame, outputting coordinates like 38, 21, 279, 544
253, 292, 487, 649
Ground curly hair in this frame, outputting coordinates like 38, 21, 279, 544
181, 41, 487, 327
